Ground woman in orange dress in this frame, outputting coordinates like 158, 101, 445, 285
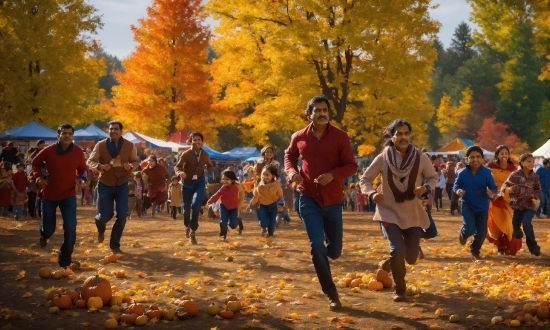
486, 145, 520, 255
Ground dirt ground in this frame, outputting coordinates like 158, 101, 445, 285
1, 198, 549, 330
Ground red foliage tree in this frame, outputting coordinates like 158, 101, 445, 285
477, 117, 529, 155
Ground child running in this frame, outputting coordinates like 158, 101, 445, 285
249, 164, 283, 237
168, 176, 182, 220
207, 169, 240, 240
501, 153, 542, 256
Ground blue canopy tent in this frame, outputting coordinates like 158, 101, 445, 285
0, 121, 57, 140
222, 147, 260, 160
73, 124, 109, 141
202, 145, 234, 160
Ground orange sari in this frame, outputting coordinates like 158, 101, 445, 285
486, 161, 521, 255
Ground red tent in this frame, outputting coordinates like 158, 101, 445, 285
165, 130, 190, 144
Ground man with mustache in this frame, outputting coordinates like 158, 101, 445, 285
359, 119, 438, 302
87, 121, 139, 254
284, 95, 358, 311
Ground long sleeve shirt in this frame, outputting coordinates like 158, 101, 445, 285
502, 168, 541, 211
174, 148, 212, 185
535, 166, 550, 192
453, 165, 497, 212
207, 184, 239, 209
284, 122, 358, 207
250, 181, 283, 206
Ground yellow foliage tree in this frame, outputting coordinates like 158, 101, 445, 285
435, 87, 473, 140
111, 0, 213, 140
0, 0, 105, 131
207, 0, 439, 149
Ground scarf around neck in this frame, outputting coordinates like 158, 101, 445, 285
55, 141, 74, 155
106, 137, 125, 159
383, 145, 421, 203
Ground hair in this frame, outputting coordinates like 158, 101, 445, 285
383, 119, 412, 146
108, 120, 123, 130
171, 175, 180, 182
493, 145, 514, 164
305, 95, 331, 118
430, 155, 437, 161
222, 169, 238, 182
434, 166, 440, 173
261, 164, 279, 182
134, 171, 142, 178
543, 158, 550, 166
189, 132, 204, 142
16, 162, 25, 168
261, 146, 274, 157
456, 162, 465, 168
148, 155, 157, 162
2, 161, 12, 171
466, 145, 483, 158
57, 124, 74, 134
37, 139, 45, 145
518, 153, 534, 169
349, 182, 356, 189
26, 147, 36, 157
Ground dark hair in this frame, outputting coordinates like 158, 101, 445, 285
2, 161, 12, 171
134, 171, 142, 178
383, 119, 412, 146
456, 161, 464, 168
430, 155, 437, 161
518, 153, 534, 168
171, 175, 180, 181
222, 169, 237, 181
108, 120, 123, 130
543, 158, 550, 166
261, 146, 274, 157
466, 145, 483, 158
493, 145, 514, 164
189, 132, 204, 142
37, 139, 45, 145
57, 124, 74, 134
305, 95, 331, 118
16, 162, 25, 168
148, 155, 157, 162
261, 164, 279, 182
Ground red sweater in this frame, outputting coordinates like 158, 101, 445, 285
285, 122, 358, 207
207, 184, 239, 210
12, 171, 27, 192
31, 144, 88, 201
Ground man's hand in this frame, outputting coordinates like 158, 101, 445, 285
314, 173, 334, 186
487, 189, 495, 199
291, 173, 304, 184
457, 189, 465, 197
123, 163, 132, 171
413, 185, 428, 196
37, 178, 48, 189
179, 172, 187, 179
101, 164, 112, 172
373, 192, 384, 203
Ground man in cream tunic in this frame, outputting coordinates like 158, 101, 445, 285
359, 119, 438, 302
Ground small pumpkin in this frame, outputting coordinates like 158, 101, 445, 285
121, 313, 138, 325
135, 314, 148, 326
87, 296, 104, 309
69, 261, 80, 271
218, 308, 234, 319
52, 294, 72, 310
367, 279, 383, 291
180, 300, 198, 317
74, 298, 87, 308
110, 305, 122, 313
225, 295, 240, 304
175, 307, 188, 320
63, 289, 79, 301
127, 303, 146, 315
206, 303, 220, 316
350, 278, 362, 288
46, 288, 64, 301
146, 308, 163, 319
115, 270, 126, 278
49, 306, 60, 314
536, 306, 549, 320
226, 300, 241, 312
110, 295, 123, 306
81, 275, 112, 305
104, 318, 118, 330
107, 254, 118, 263
62, 268, 74, 277
376, 269, 393, 288
51, 270, 64, 280
38, 267, 52, 279
163, 309, 176, 321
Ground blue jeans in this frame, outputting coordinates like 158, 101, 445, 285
0, 207, 8, 216
536, 190, 549, 217
421, 211, 438, 239
13, 204, 22, 220
95, 182, 129, 249
381, 224, 422, 293
219, 204, 238, 237
460, 202, 488, 256
36, 199, 42, 217
257, 202, 277, 236
299, 195, 343, 295
278, 210, 290, 222
181, 180, 206, 231
512, 209, 539, 254
41, 196, 77, 267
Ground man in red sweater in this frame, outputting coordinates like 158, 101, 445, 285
32, 124, 88, 269
284, 95, 358, 310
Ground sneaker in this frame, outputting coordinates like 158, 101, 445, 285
379, 258, 391, 273
185, 227, 190, 238
189, 231, 197, 245
260, 228, 267, 237
393, 291, 407, 302
39, 236, 47, 248
111, 248, 124, 254
98, 232, 104, 243
531, 251, 541, 256
326, 291, 342, 311
418, 247, 425, 259
459, 234, 467, 246
472, 254, 482, 261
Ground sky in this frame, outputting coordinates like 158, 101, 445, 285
90, 0, 477, 60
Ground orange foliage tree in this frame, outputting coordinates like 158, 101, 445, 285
476, 117, 529, 156
111, 0, 213, 139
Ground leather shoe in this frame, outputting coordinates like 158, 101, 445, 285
327, 291, 342, 310
111, 248, 124, 254
393, 291, 406, 302
39, 236, 47, 247
472, 254, 482, 261
98, 232, 104, 243
459, 234, 467, 246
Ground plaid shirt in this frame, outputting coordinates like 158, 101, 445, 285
502, 169, 541, 210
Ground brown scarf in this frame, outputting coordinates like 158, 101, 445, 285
383, 145, 421, 203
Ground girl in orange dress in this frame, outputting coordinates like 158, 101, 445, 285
486, 145, 519, 255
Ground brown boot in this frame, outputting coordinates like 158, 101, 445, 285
327, 291, 342, 311
189, 230, 197, 245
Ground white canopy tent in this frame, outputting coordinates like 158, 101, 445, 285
533, 139, 550, 158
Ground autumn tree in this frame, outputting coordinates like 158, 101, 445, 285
0, 0, 105, 130
435, 87, 473, 142
111, 0, 213, 139
207, 0, 439, 151
476, 117, 529, 155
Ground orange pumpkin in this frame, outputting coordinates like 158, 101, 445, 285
127, 303, 146, 315
38, 267, 52, 279
69, 261, 80, 271
74, 298, 87, 308
63, 289, 79, 301
52, 294, 72, 310
179, 300, 198, 317
46, 288, 64, 301
225, 295, 240, 304
537, 306, 549, 320
367, 279, 383, 291
218, 308, 234, 319
350, 278, 362, 288
122, 313, 138, 325
376, 269, 393, 288
146, 309, 164, 319
80, 275, 112, 305
540, 301, 550, 307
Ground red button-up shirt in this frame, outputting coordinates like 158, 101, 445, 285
284, 122, 358, 207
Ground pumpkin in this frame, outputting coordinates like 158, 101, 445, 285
104, 318, 118, 330
127, 303, 146, 315
135, 314, 148, 326
180, 300, 198, 317
367, 279, 383, 291
536, 306, 549, 320
63, 289, 79, 301
62, 268, 74, 277
74, 299, 87, 308
46, 288, 64, 301
206, 303, 220, 316
540, 301, 550, 307
81, 275, 112, 305
350, 278, 362, 288
38, 267, 52, 279
87, 296, 104, 309
146, 309, 163, 319
226, 300, 241, 312
110, 295, 123, 306
406, 286, 422, 296
225, 295, 240, 304
175, 307, 188, 320
49, 306, 59, 314
163, 309, 176, 321
108, 254, 118, 263
509, 319, 521, 327
449, 314, 460, 323
69, 261, 80, 271
376, 269, 393, 288
218, 308, 234, 319
51, 270, 64, 280
110, 305, 122, 313
52, 294, 72, 310
115, 270, 126, 278
148, 304, 159, 310
121, 313, 138, 325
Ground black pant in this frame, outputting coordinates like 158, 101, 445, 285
434, 188, 443, 209
27, 191, 37, 217
171, 206, 181, 219
445, 183, 453, 201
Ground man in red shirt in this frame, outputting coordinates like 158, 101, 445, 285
284, 95, 358, 311
32, 124, 88, 269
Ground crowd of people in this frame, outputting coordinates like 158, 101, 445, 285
1, 95, 550, 309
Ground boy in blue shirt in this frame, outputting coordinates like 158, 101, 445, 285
454, 146, 498, 261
